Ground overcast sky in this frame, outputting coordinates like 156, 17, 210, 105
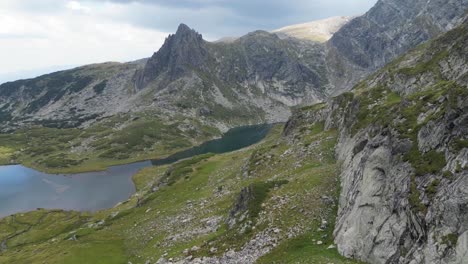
0, 0, 377, 84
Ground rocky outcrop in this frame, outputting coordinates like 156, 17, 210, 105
327, 0, 468, 94
332, 105, 468, 264
285, 20, 468, 263
156, 228, 278, 264
134, 24, 210, 89
226, 185, 255, 228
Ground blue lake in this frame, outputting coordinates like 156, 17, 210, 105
0, 161, 151, 218
0, 124, 272, 218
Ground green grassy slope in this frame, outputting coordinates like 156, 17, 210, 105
0, 112, 220, 174
0, 125, 360, 263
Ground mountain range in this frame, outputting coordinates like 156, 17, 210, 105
1, 0, 465, 134
0, 0, 467, 263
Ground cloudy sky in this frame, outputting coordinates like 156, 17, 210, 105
0, 0, 377, 84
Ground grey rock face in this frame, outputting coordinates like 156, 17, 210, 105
0, 61, 145, 131
332, 23, 468, 264
227, 185, 254, 228
327, 0, 468, 93
333, 121, 467, 264
284, 21, 468, 264
135, 24, 210, 88
210, 31, 329, 105
335, 135, 412, 264
417, 121, 446, 153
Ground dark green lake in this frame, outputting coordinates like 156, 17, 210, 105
0, 124, 272, 218
152, 124, 272, 165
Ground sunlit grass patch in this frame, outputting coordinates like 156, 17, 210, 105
0, 146, 14, 164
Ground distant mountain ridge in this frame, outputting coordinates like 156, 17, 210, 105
0, 24, 330, 132
0, 0, 466, 133
327, 0, 468, 93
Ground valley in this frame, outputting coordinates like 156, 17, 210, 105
0, 124, 271, 218
0, 113, 221, 174
0, 124, 359, 263
0, 0, 466, 263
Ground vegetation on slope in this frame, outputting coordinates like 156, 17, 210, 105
297, 23, 468, 221
0, 112, 220, 173
0, 10, 464, 264
0, 124, 360, 263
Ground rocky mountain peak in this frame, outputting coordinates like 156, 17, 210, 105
175, 23, 201, 38
170, 23, 205, 49
134, 23, 209, 89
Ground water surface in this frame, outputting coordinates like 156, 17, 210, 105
152, 124, 272, 165
0, 124, 272, 218
0, 161, 150, 218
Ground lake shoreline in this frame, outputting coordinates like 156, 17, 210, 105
0, 124, 274, 218
2, 123, 277, 175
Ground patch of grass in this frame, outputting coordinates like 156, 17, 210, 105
40, 155, 83, 168
0, 210, 89, 249
93, 80, 107, 94
398, 50, 448, 77
247, 180, 289, 220
442, 170, 453, 179
161, 153, 215, 186
409, 175, 426, 214
310, 121, 325, 135
246, 143, 282, 176
257, 233, 361, 264
404, 149, 446, 176
451, 139, 468, 152
351, 86, 401, 134
426, 179, 440, 199
132, 166, 167, 191
61, 238, 128, 264
441, 233, 458, 247
0, 146, 14, 164
300, 102, 327, 112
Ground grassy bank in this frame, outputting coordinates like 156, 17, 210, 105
0, 123, 360, 263
0, 113, 221, 174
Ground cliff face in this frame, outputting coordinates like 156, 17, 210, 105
285, 20, 468, 263
135, 24, 210, 88
327, 0, 468, 94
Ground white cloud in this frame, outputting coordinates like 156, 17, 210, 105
0, 0, 169, 81
66, 1, 91, 13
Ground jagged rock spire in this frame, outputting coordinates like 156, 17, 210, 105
135, 24, 209, 89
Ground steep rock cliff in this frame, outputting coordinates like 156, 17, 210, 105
327, 0, 468, 94
285, 19, 468, 263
